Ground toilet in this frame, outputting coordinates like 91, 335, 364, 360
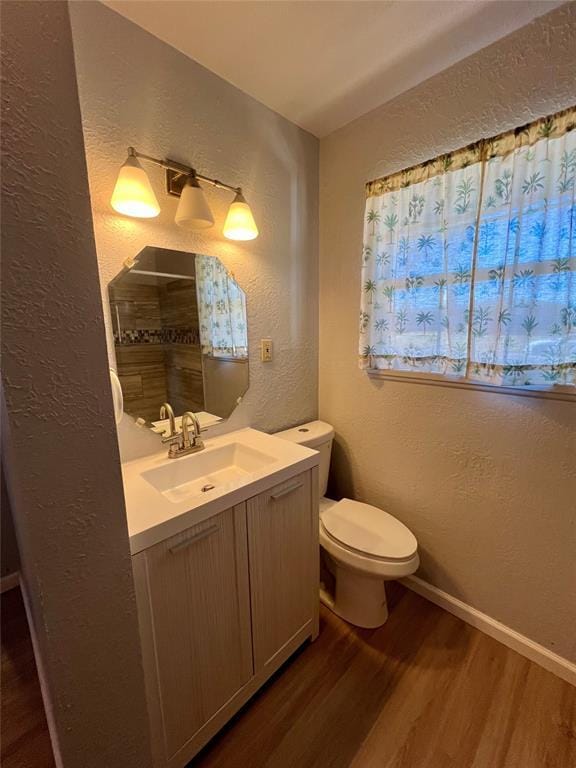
276, 421, 419, 628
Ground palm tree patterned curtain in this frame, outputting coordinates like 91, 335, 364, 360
360, 105, 575, 388
195, 255, 248, 358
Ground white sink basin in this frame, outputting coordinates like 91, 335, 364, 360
141, 442, 276, 504
122, 427, 320, 554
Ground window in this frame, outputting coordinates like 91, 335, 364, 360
196, 255, 248, 358
360, 106, 575, 394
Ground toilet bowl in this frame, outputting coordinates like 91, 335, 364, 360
276, 421, 419, 628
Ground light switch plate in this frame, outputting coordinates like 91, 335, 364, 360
260, 338, 273, 362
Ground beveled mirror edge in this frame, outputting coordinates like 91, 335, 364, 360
108, 246, 249, 432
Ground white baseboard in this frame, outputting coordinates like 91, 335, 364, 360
402, 575, 576, 688
0, 571, 19, 594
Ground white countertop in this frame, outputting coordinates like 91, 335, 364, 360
122, 428, 319, 554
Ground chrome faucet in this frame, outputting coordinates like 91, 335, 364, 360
160, 404, 205, 459
181, 411, 205, 453
160, 402, 183, 459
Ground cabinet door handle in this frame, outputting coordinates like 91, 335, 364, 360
270, 482, 303, 501
169, 525, 219, 554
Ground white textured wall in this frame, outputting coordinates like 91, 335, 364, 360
1, 1, 152, 764
70, 2, 318, 460
320, 4, 576, 662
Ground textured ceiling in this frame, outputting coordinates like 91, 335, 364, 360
103, 0, 565, 137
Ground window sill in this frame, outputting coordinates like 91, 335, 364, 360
365, 369, 576, 402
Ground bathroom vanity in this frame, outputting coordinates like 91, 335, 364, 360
123, 429, 320, 768
111, 247, 320, 765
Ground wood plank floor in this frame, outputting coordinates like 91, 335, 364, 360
1, 584, 574, 768
1, 587, 55, 768
192, 583, 576, 768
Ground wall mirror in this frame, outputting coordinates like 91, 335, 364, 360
108, 246, 249, 433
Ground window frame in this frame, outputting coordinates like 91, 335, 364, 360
365, 367, 575, 402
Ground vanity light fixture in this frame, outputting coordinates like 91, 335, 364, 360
223, 191, 259, 241
110, 147, 259, 240
175, 174, 214, 230
110, 151, 160, 218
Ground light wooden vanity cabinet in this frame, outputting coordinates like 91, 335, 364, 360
247, 472, 315, 670
132, 468, 318, 768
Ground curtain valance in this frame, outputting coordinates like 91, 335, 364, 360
366, 106, 576, 197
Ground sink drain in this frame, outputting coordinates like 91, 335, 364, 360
201, 484, 215, 493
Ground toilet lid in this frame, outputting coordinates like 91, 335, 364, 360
321, 498, 417, 560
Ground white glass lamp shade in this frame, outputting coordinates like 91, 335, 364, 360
223, 192, 259, 241
110, 155, 160, 218
175, 176, 214, 230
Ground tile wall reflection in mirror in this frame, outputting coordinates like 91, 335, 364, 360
108, 246, 249, 433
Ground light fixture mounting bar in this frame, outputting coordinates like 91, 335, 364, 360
128, 146, 241, 197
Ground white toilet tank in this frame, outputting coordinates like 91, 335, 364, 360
275, 421, 334, 497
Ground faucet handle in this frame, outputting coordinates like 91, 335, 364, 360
167, 438, 182, 458
161, 431, 182, 444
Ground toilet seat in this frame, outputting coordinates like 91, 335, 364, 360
319, 498, 419, 579
321, 498, 417, 560
321, 523, 416, 563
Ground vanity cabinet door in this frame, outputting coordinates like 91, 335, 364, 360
133, 505, 253, 766
247, 470, 316, 670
